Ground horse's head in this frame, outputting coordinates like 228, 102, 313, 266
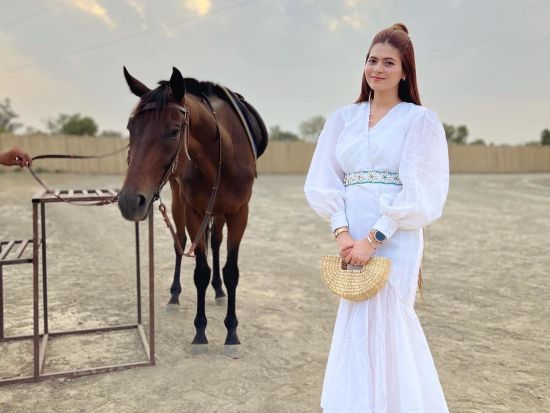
118, 67, 188, 221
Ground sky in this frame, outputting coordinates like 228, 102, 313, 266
0, 0, 549, 145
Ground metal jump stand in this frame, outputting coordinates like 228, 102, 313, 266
0, 188, 155, 386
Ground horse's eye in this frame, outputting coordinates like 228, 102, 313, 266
168, 128, 180, 138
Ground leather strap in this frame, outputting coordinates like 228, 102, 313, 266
27, 166, 117, 206
25, 145, 129, 206
131, 95, 222, 258
182, 93, 222, 257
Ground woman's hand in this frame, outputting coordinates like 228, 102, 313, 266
335, 231, 354, 259
343, 237, 376, 266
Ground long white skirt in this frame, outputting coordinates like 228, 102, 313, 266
321, 228, 449, 413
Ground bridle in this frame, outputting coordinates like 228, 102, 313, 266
126, 95, 222, 258
128, 101, 191, 202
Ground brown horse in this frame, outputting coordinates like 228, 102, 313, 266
118, 67, 267, 353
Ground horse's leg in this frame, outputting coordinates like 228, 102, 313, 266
223, 205, 248, 357
211, 215, 226, 302
186, 208, 211, 352
168, 182, 187, 305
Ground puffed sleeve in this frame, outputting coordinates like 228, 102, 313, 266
372, 108, 449, 238
304, 108, 348, 232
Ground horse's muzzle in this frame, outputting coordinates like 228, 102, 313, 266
117, 189, 152, 221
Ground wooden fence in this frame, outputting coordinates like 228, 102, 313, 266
1, 134, 549, 174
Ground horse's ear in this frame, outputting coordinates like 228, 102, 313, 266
123, 66, 150, 97
170, 67, 186, 103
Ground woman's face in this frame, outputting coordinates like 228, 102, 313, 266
364, 42, 405, 95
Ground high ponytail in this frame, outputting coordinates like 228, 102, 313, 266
356, 22, 421, 106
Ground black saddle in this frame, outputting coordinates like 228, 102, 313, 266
226, 90, 268, 159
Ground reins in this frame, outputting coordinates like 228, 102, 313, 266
129, 95, 222, 258
182, 93, 222, 257
27, 144, 128, 206
25, 96, 222, 259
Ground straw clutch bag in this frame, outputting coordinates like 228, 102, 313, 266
320, 255, 391, 301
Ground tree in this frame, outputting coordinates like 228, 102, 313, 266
541, 129, 550, 145
469, 138, 486, 145
269, 125, 300, 141
443, 122, 468, 144
99, 130, 123, 138
24, 126, 46, 135
0, 98, 22, 133
46, 113, 98, 136
299, 115, 325, 142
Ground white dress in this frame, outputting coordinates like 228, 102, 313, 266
304, 101, 450, 413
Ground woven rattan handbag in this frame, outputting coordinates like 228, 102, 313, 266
320, 255, 391, 301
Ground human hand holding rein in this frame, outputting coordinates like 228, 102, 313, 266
0, 146, 32, 167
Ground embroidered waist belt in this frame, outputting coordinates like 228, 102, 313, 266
344, 171, 402, 186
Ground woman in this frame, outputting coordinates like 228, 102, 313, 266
304, 23, 450, 412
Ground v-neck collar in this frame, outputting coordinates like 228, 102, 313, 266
367, 101, 405, 133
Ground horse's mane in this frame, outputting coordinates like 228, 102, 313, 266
134, 80, 172, 119
182, 77, 221, 99
135, 78, 268, 157
134, 78, 224, 117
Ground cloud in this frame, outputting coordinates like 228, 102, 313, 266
182, 0, 212, 16
0, 35, 77, 130
326, 1, 366, 32
160, 24, 176, 39
328, 14, 364, 32
126, 0, 147, 29
126, 0, 146, 20
65, 0, 116, 28
342, 12, 362, 28
449, 0, 461, 9
328, 19, 339, 32
345, 0, 366, 6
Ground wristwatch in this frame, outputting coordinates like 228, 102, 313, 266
372, 229, 387, 243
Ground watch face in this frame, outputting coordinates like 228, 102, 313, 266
375, 231, 386, 242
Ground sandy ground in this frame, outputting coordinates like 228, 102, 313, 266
0, 171, 548, 413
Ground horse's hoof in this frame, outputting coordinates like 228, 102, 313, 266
191, 344, 209, 356
215, 296, 227, 306
224, 345, 240, 359
166, 303, 180, 312
168, 296, 180, 305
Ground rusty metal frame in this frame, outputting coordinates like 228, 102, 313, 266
0, 189, 155, 386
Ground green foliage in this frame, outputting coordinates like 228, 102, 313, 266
299, 115, 326, 142
23, 126, 46, 135
47, 113, 98, 136
99, 130, 123, 138
469, 138, 486, 145
443, 122, 468, 144
0, 98, 22, 133
541, 129, 550, 145
269, 125, 300, 141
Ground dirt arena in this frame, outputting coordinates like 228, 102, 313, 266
0, 172, 548, 412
